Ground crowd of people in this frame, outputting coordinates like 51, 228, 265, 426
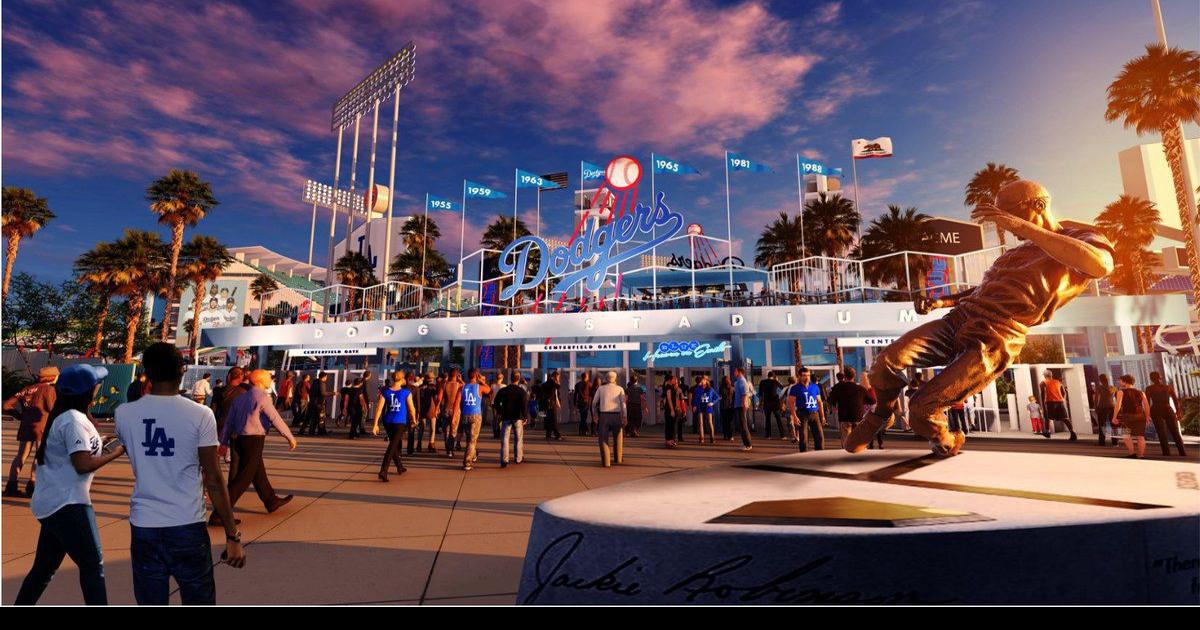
2, 351, 1193, 605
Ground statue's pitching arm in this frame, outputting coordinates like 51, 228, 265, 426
971, 205, 1114, 279
913, 287, 976, 315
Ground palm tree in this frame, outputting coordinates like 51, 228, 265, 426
106, 230, 170, 362
2, 187, 55, 303
754, 212, 805, 268
858, 205, 935, 298
1096, 194, 1161, 352
400, 215, 442, 253
74, 242, 124, 356
333, 251, 378, 320
146, 169, 219, 341
754, 211, 807, 363
390, 247, 450, 287
802, 193, 860, 300
178, 236, 233, 355
1106, 43, 1200, 306
964, 162, 1020, 247
802, 193, 859, 368
250, 273, 281, 325
481, 215, 533, 369
480, 215, 532, 252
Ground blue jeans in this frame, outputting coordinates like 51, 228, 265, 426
130, 521, 215, 605
501, 420, 525, 463
15, 503, 107, 605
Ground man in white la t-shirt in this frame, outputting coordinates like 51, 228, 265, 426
115, 342, 245, 605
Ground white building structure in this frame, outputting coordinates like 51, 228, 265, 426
1118, 138, 1200, 233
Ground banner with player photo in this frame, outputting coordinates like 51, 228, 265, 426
175, 278, 250, 347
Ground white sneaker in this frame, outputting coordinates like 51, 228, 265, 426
742, 446, 753, 452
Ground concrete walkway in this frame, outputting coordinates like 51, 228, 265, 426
3, 420, 1195, 605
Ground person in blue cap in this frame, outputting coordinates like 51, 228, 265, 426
15, 363, 125, 605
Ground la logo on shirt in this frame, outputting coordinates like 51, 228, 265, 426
141, 419, 175, 456
464, 391, 478, 407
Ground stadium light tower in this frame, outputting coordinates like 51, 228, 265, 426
303, 179, 369, 265
324, 43, 416, 288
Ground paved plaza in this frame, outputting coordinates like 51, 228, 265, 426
3, 421, 1196, 605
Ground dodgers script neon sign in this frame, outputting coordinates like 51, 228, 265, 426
643, 340, 730, 362
498, 191, 684, 300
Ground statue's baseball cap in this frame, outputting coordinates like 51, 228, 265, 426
38, 366, 60, 381
57, 364, 109, 396
997, 180, 1050, 221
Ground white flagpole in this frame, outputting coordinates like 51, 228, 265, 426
851, 142, 862, 243
579, 161, 585, 306
456, 180, 467, 311
382, 86, 400, 284
364, 99, 380, 274
324, 126, 344, 320
512, 169, 519, 311
650, 152, 657, 303
536, 186, 541, 239
724, 150, 734, 295
421, 193, 429, 289
795, 154, 806, 260
345, 113, 362, 258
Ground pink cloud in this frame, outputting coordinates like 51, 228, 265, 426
439, 0, 818, 154
856, 171, 922, 216
3, 0, 830, 229
803, 69, 884, 121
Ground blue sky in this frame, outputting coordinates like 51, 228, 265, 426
3, 0, 1198, 282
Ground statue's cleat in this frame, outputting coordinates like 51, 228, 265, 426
844, 412, 890, 454
929, 431, 966, 458
948, 431, 967, 456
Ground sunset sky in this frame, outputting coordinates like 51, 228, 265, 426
4, 0, 1199, 281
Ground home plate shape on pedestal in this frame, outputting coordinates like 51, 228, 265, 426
709, 496, 993, 528
517, 450, 1200, 605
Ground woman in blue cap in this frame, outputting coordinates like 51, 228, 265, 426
15, 364, 125, 605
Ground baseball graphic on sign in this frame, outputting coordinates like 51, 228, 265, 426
605, 155, 642, 190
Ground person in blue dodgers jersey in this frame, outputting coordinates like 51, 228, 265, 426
372, 371, 417, 482
459, 369, 492, 471
691, 375, 719, 445
732, 367, 754, 451
787, 367, 827, 452
15, 364, 125, 605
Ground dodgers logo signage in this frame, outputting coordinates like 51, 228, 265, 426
498, 191, 684, 300
643, 340, 730, 362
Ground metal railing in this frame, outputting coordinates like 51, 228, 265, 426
241, 244, 1122, 324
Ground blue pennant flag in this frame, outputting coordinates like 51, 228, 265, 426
464, 181, 506, 199
728, 152, 772, 173
516, 169, 561, 189
797, 156, 836, 177
831, 167, 845, 179
581, 161, 606, 182
427, 195, 461, 212
652, 155, 701, 175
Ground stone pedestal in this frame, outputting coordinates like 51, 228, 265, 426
518, 450, 1200, 604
